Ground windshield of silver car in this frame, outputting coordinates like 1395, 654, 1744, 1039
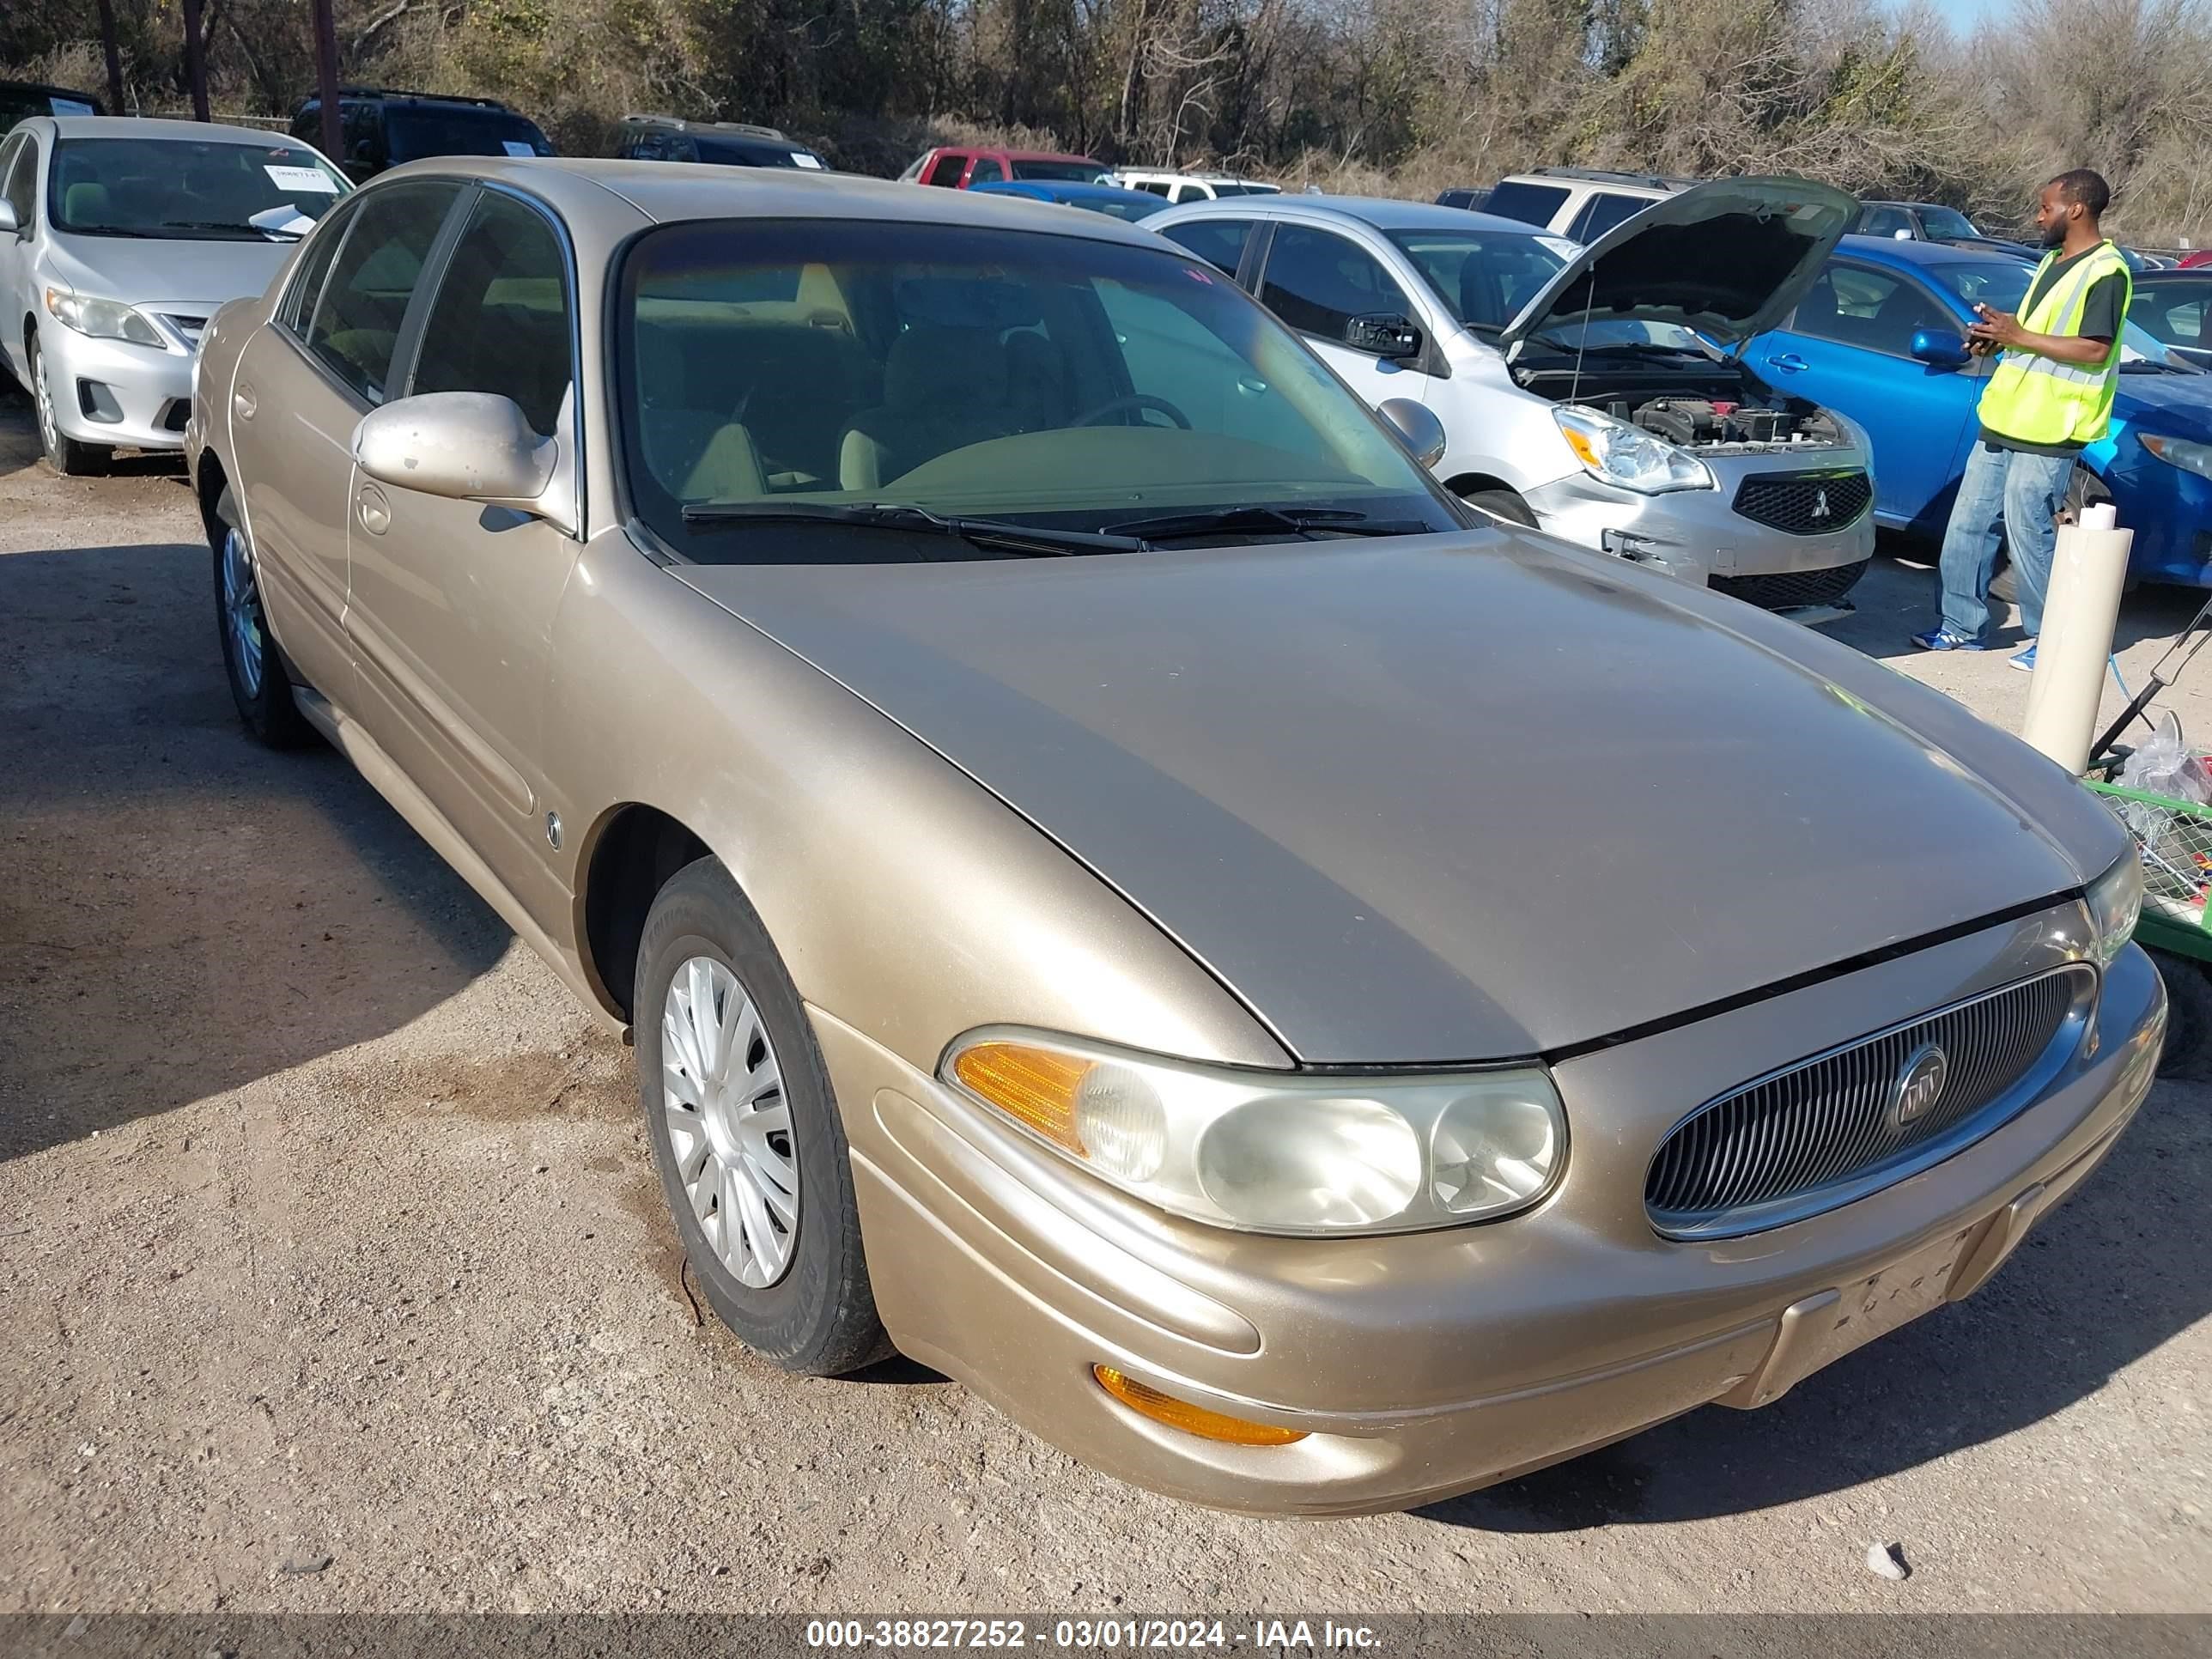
49, 137, 349, 240
617, 219, 1467, 560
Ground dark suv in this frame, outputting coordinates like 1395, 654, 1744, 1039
613, 114, 827, 171
0, 82, 103, 124
289, 87, 553, 182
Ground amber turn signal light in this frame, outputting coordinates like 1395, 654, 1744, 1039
951, 1040, 1093, 1156
1091, 1365, 1309, 1446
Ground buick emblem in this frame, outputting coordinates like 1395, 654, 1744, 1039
1889, 1043, 1948, 1130
1812, 487, 1832, 519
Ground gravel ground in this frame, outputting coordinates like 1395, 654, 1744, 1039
1, 392, 2208, 1620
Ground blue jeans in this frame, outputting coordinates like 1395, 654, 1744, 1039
1937, 441, 2071, 642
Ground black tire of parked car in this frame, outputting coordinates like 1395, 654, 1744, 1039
29, 335, 112, 477
635, 857, 891, 1376
2148, 947, 2212, 1082
210, 495, 315, 749
1990, 465, 2113, 606
1461, 488, 1539, 528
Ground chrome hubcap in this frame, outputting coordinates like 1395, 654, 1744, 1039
33, 348, 58, 460
220, 526, 264, 697
661, 957, 798, 1288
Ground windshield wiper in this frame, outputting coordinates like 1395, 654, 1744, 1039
678, 500, 1151, 556
1105, 505, 1433, 542
152, 221, 268, 239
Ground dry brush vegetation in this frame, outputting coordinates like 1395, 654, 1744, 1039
9, 0, 2212, 241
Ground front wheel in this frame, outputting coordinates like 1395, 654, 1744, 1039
1460, 487, 1538, 527
30, 336, 112, 477
635, 858, 889, 1375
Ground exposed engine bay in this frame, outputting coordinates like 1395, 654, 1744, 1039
1510, 354, 1848, 455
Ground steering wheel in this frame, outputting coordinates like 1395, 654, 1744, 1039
1072, 392, 1192, 430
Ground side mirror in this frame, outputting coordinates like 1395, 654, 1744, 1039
0, 199, 18, 236
1349, 313, 1424, 360
1911, 327, 1971, 368
1893, 228, 1914, 240
1377, 397, 1448, 469
354, 392, 560, 515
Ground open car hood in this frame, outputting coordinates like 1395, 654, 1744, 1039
1500, 174, 1860, 351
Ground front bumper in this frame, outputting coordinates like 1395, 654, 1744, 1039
1525, 452, 1875, 586
39, 319, 196, 453
820, 915, 2162, 1516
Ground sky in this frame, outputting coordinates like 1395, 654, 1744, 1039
1887, 0, 2008, 35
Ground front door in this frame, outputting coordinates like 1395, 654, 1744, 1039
228, 180, 463, 702
1752, 260, 1984, 535
342, 185, 580, 939
0, 134, 40, 386
1253, 222, 1434, 413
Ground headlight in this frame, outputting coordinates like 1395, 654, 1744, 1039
1553, 404, 1714, 495
44, 287, 165, 348
2086, 853, 2143, 966
941, 1030, 1566, 1235
2141, 434, 2212, 481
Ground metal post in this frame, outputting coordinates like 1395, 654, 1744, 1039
96, 0, 125, 116
313, 0, 343, 163
181, 0, 211, 121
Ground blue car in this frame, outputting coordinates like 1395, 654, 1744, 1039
1747, 235, 2212, 586
965, 179, 1168, 223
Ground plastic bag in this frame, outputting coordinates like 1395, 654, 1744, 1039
2120, 712, 2212, 830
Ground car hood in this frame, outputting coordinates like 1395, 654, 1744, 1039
2118, 363, 2212, 437
42, 229, 295, 307
676, 533, 2119, 1064
1502, 175, 1860, 351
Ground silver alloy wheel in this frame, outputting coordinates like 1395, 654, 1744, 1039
662, 956, 799, 1288
32, 343, 59, 461
220, 526, 265, 698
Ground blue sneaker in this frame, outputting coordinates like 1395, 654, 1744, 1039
1911, 628, 1985, 652
2010, 642, 2038, 672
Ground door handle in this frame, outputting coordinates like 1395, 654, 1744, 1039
233, 382, 258, 419
1765, 353, 1809, 374
356, 483, 390, 536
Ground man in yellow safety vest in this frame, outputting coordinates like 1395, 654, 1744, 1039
1912, 169, 2131, 671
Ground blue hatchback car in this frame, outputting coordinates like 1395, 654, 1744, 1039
965, 179, 1169, 223
1747, 235, 2212, 586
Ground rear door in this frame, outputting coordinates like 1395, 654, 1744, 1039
342, 185, 582, 936
229, 179, 464, 702
1751, 259, 1984, 533
0, 133, 33, 386
1251, 222, 1435, 410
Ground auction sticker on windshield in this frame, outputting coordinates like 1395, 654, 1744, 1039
264, 164, 338, 192
501, 140, 537, 157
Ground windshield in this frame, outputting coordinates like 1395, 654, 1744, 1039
386, 107, 552, 163
1211, 183, 1279, 197
50, 137, 349, 239
1930, 259, 2185, 366
1387, 228, 1568, 333
1011, 159, 1103, 182
618, 219, 1462, 562
696, 135, 817, 168
1917, 206, 1980, 240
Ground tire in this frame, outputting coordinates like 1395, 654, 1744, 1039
29, 335, 112, 477
211, 497, 313, 748
1461, 487, 1538, 528
2148, 948, 2212, 1083
1990, 465, 2111, 605
635, 858, 889, 1375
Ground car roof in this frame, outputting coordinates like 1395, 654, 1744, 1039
45, 115, 316, 145
1162, 192, 1544, 237
372, 155, 1164, 247
1835, 233, 2027, 268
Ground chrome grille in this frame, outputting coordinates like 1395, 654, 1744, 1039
1645, 966, 2092, 1239
157, 313, 210, 346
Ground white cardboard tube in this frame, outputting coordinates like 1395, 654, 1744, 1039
2021, 517, 2132, 771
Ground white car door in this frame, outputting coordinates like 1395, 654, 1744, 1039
0, 133, 40, 386
1252, 221, 1434, 413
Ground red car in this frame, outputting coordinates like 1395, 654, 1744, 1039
2180, 249, 2212, 270
897, 146, 1105, 189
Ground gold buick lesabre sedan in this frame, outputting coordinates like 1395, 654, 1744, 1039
185, 158, 2164, 1516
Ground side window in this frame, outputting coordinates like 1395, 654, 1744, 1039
1259, 225, 1417, 349
1481, 180, 1571, 228
969, 157, 1005, 184
1136, 180, 1171, 198
1568, 191, 1648, 243
303, 180, 461, 402
1858, 206, 1911, 239
3, 137, 40, 226
922, 153, 966, 188
279, 197, 361, 334
1160, 219, 1253, 280
1790, 264, 1943, 355
407, 191, 574, 438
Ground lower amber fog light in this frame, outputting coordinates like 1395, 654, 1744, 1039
1092, 1365, 1309, 1446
